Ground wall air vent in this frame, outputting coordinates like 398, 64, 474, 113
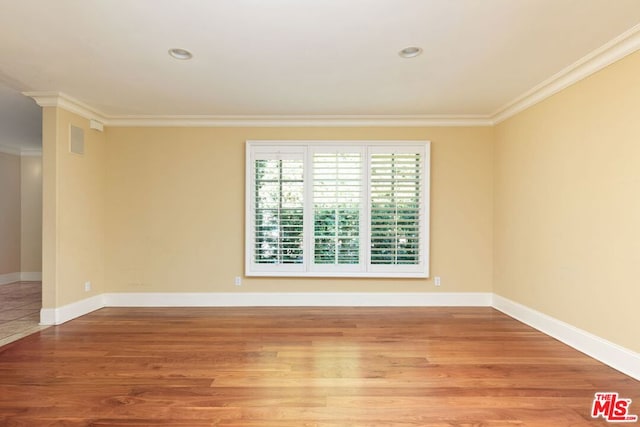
69, 125, 84, 155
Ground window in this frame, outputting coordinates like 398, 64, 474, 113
246, 141, 430, 277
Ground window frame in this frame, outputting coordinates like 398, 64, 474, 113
245, 140, 430, 278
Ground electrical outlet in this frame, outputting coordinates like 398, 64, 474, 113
84, 281, 91, 292
434, 276, 441, 287
234, 276, 242, 286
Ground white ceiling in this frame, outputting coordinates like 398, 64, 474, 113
0, 0, 640, 134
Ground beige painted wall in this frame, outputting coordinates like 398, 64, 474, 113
494, 51, 640, 352
0, 151, 21, 275
105, 127, 494, 293
20, 155, 42, 273
42, 108, 105, 308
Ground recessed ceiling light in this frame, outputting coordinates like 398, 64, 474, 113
398, 46, 423, 59
168, 48, 193, 60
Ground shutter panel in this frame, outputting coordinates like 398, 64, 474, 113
370, 151, 423, 266
249, 148, 305, 273
312, 150, 363, 267
254, 158, 304, 264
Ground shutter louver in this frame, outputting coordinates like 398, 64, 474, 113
313, 152, 362, 265
370, 152, 422, 265
254, 158, 304, 264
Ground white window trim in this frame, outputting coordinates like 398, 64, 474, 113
246, 140, 430, 278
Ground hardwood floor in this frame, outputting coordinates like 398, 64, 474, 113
0, 307, 637, 426
0, 281, 47, 346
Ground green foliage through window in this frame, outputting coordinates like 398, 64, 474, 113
254, 159, 304, 264
313, 152, 361, 264
370, 153, 421, 264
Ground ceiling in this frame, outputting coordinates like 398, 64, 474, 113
1, 0, 640, 143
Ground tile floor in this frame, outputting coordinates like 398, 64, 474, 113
0, 281, 48, 347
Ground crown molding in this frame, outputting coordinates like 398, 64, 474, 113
491, 23, 640, 124
20, 148, 43, 156
105, 114, 493, 127
0, 143, 41, 156
22, 92, 493, 127
23, 91, 106, 123
0, 144, 21, 156
23, 24, 640, 129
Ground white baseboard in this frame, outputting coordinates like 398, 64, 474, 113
0, 272, 21, 286
0, 272, 42, 285
492, 294, 640, 381
20, 272, 42, 281
103, 291, 493, 307
40, 294, 105, 326
40, 291, 491, 324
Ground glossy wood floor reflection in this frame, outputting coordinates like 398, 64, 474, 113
0, 307, 637, 426
0, 281, 47, 346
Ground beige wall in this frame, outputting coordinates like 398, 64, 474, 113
20, 155, 42, 273
104, 127, 494, 293
494, 51, 640, 352
0, 152, 42, 278
42, 108, 106, 308
0, 151, 21, 275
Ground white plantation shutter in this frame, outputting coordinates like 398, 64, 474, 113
246, 141, 429, 277
369, 148, 425, 272
311, 148, 365, 273
248, 147, 305, 273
